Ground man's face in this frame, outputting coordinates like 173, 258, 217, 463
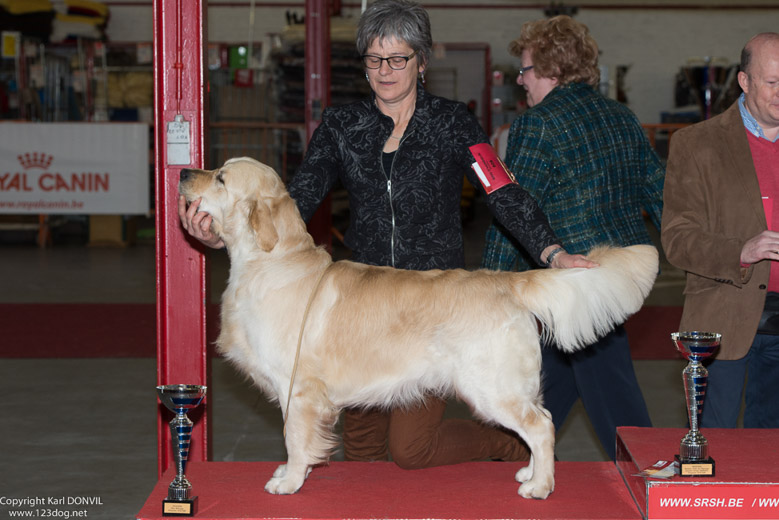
738, 38, 779, 134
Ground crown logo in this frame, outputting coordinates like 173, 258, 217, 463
18, 152, 53, 170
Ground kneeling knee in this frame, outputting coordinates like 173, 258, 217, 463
389, 441, 432, 470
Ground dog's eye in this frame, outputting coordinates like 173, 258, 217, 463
216, 172, 225, 184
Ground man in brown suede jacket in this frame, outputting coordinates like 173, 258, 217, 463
661, 32, 779, 428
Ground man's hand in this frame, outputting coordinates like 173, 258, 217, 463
178, 195, 225, 249
741, 230, 779, 265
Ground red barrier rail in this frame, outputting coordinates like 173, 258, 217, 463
208, 121, 306, 183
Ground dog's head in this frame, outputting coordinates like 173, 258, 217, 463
179, 157, 298, 252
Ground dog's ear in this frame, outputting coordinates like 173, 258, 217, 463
248, 199, 279, 252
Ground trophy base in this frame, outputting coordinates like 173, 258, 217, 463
675, 454, 716, 477
162, 496, 198, 517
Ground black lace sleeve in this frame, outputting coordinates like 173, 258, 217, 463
287, 111, 342, 223
452, 106, 559, 263
482, 184, 559, 263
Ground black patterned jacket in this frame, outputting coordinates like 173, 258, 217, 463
288, 84, 559, 270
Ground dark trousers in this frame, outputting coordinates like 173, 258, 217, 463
540, 325, 652, 460
702, 332, 779, 428
341, 396, 530, 467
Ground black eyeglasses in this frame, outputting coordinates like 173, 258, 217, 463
362, 51, 418, 70
518, 65, 534, 77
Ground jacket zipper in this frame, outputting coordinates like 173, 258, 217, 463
381, 134, 407, 268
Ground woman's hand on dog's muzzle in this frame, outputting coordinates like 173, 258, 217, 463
178, 195, 225, 249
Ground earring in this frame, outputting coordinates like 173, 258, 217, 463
419, 70, 425, 84
365, 73, 370, 81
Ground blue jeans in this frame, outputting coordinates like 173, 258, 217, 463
541, 325, 652, 460
701, 333, 779, 428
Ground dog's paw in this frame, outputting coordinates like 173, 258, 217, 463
517, 478, 554, 500
265, 475, 303, 495
264, 463, 311, 495
272, 464, 287, 479
514, 465, 533, 483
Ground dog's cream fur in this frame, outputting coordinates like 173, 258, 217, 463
179, 157, 659, 499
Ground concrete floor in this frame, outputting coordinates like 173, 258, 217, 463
0, 202, 688, 520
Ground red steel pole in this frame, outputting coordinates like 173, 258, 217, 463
305, 0, 332, 249
153, 0, 211, 478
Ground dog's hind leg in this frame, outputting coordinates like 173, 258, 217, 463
510, 405, 555, 499
265, 378, 337, 494
460, 359, 556, 499
475, 397, 556, 499
460, 321, 557, 498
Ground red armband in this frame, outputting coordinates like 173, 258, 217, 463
469, 143, 517, 194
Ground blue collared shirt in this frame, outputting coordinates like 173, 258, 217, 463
739, 92, 778, 142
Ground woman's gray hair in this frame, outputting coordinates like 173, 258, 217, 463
356, 0, 432, 68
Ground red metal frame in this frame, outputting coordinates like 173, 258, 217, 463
152, 0, 333, 479
153, 0, 211, 478
483, 45, 492, 136
436, 42, 493, 135
304, 0, 332, 250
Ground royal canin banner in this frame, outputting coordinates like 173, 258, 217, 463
0, 122, 149, 215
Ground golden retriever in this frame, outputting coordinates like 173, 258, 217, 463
178, 157, 658, 499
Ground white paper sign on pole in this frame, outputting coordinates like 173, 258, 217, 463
0, 122, 150, 215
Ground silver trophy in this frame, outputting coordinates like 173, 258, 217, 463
671, 331, 720, 477
156, 384, 207, 516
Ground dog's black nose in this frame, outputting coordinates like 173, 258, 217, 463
180, 169, 192, 182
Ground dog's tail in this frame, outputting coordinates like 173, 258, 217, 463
512, 244, 658, 353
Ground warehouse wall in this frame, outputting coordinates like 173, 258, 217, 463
105, 1, 779, 123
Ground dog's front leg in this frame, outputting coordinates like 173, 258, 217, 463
264, 419, 315, 494
265, 380, 335, 494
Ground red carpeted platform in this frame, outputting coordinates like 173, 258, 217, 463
137, 461, 641, 520
0, 303, 219, 358
0, 303, 157, 357
623, 306, 684, 360
616, 427, 779, 520
1, 303, 680, 359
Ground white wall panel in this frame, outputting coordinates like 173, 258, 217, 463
104, 3, 779, 123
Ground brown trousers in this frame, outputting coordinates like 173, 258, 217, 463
342, 396, 530, 468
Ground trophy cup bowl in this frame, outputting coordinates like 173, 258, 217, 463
671, 331, 720, 477
157, 384, 207, 516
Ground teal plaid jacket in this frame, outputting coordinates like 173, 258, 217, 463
481, 82, 665, 271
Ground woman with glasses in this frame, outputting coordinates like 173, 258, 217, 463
482, 15, 665, 460
180, 0, 592, 469
288, 0, 597, 470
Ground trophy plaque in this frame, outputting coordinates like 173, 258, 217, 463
671, 331, 720, 477
157, 384, 207, 516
